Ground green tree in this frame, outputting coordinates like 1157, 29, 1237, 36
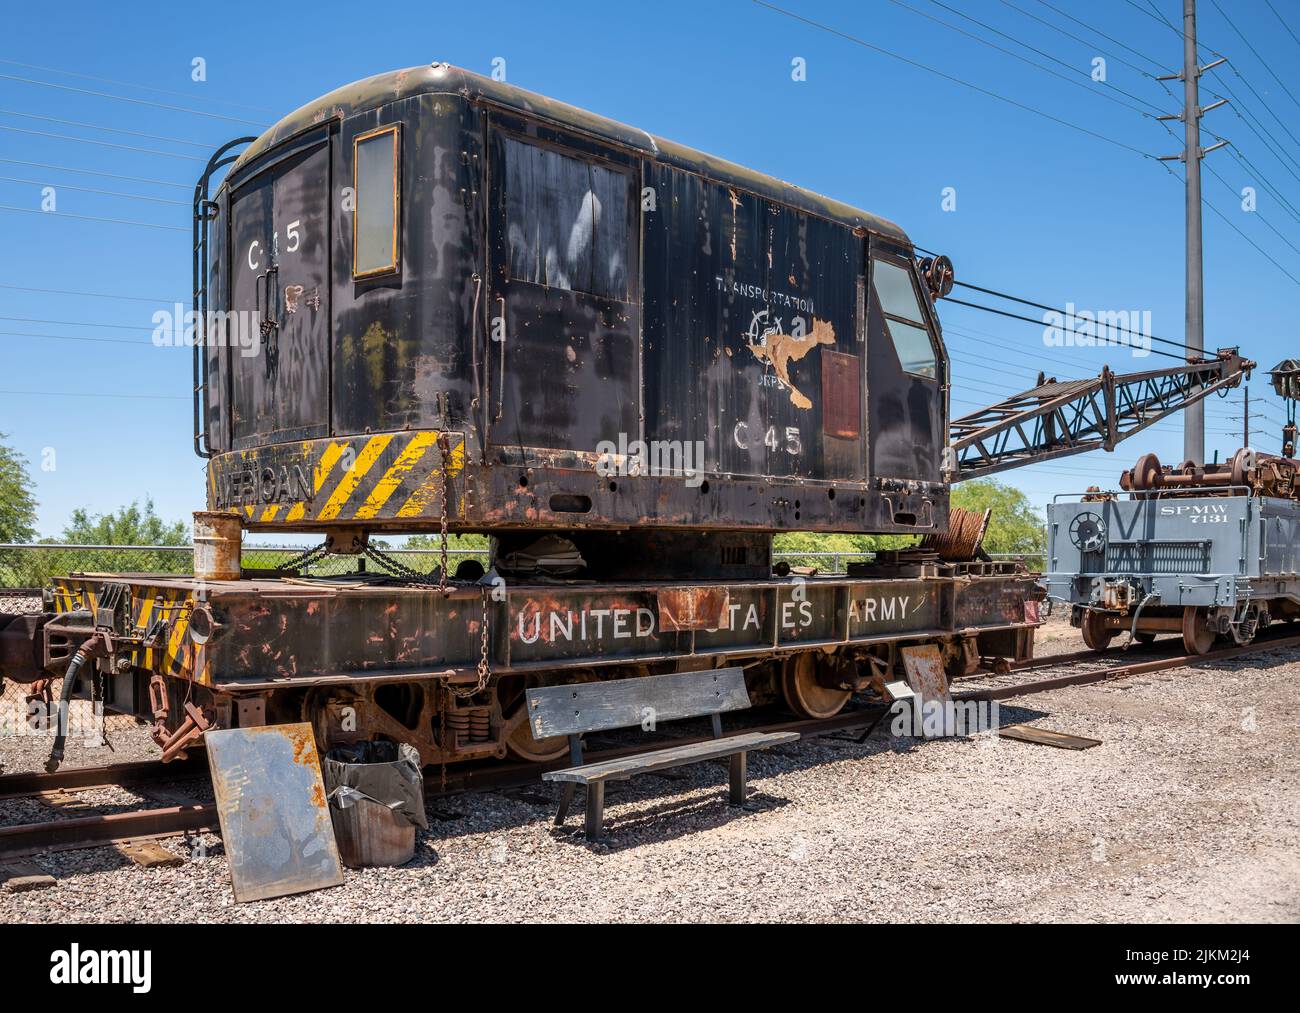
0, 434, 38, 542
772, 530, 912, 568
951, 478, 1045, 555
61, 498, 189, 546
403, 532, 489, 551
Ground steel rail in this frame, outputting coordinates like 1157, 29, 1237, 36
955, 632, 1300, 701
5, 630, 1300, 858
0, 709, 885, 859
0, 755, 207, 800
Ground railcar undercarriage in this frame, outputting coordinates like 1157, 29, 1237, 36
7, 537, 1041, 769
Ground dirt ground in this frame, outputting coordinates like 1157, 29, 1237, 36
2, 613, 1297, 923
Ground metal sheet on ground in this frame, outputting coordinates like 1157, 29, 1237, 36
205, 723, 343, 904
999, 725, 1101, 750
901, 643, 953, 737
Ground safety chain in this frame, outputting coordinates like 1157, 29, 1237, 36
440, 584, 495, 790
94, 663, 111, 751
361, 542, 442, 588
438, 683, 450, 793
446, 583, 493, 700
437, 432, 451, 597
281, 542, 331, 575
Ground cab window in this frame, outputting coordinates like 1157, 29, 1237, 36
353, 125, 400, 277
872, 258, 936, 378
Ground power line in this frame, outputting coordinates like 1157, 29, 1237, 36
0, 283, 182, 303
1208, 0, 1300, 115
0, 109, 214, 149
889, 0, 1167, 116
0, 72, 267, 128
0, 205, 186, 232
951, 279, 1196, 353
1264, 0, 1300, 52
0, 330, 155, 347
0, 158, 191, 190
0, 58, 278, 114
1201, 158, 1300, 260
1125, 0, 1300, 172
1156, 114, 1300, 227
1162, 158, 1300, 288
0, 123, 203, 161
0, 175, 188, 206
1002, 0, 1174, 77
0, 389, 188, 401
750, 1, 1158, 158
943, 297, 1190, 362
1200, 191, 1300, 287
0, 316, 156, 331
1029, 0, 1176, 74
1208, 60, 1300, 155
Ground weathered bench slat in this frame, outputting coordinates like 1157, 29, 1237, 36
526, 667, 750, 739
541, 731, 798, 784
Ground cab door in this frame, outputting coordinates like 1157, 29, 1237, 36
484, 120, 640, 451
227, 130, 331, 447
865, 239, 944, 484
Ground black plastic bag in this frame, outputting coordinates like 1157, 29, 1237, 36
322, 740, 427, 830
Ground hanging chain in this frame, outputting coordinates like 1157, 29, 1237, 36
361, 542, 441, 588
94, 663, 111, 751
282, 542, 330, 575
438, 682, 449, 794
437, 432, 451, 597
446, 583, 493, 701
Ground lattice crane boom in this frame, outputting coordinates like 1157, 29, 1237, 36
945, 349, 1254, 482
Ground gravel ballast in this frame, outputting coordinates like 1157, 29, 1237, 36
1, 631, 1296, 923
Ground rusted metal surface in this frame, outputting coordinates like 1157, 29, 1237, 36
192, 511, 242, 580
228, 65, 910, 244
899, 643, 951, 738
919, 506, 991, 561
198, 63, 948, 537
998, 725, 1101, 750
0, 804, 216, 861
1121, 447, 1300, 499
0, 756, 207, 800
957, 631, 1300, 702
655, 587, 731, 632
205, 723, 343, 903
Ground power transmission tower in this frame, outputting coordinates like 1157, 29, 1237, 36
1158, 0, 1228, 465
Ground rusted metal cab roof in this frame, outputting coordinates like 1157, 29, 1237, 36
230, 62, 911, 245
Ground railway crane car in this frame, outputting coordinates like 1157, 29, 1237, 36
0, 61, 1110, 768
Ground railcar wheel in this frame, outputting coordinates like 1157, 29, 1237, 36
498, 671, 590, 763
1181, 606, 1216, 655
1080, 610, 1116, 651
502, 713, 569, 762
781, 652, 851, 719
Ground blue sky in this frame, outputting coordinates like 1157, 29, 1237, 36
2, 0, 1297, 539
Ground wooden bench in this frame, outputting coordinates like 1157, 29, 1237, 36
525, 667, 799, 840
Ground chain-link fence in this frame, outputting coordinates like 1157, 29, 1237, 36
0, 543, 1045, 590
1, 591, 144, 769
0, 543, 491, 590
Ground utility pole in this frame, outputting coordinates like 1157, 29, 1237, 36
1158, 0, 1227, 465
1244, 385, 1249, 449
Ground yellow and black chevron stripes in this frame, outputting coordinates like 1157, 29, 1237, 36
208, 430, 466, 526
50, 579, 208, 685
